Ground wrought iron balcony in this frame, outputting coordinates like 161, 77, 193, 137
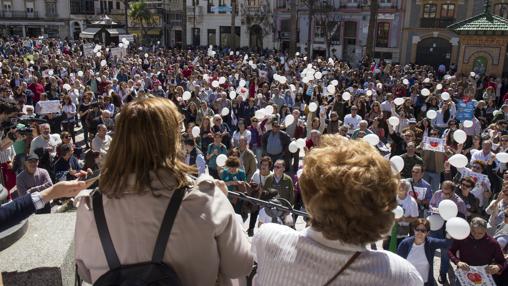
420, 17, 455, 29
0, 10, 39, 18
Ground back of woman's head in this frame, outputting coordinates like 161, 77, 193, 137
299, 134, 398, 244
99, 97, 194, 197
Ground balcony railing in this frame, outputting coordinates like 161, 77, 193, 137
0, 10, 39, 18
420, 17, 455, 29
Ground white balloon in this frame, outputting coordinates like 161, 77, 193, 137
182, 91, 191, 100
388, 116, 400, 127
394, 97, 405, 106
221, 107, 230, 116
453, 129, 467, 144
470, 71, 476, 77
421, 88, 430, 96
229, 91, 237, 100
423, 77, 430, 83
239, 79, 246, 87
302, 77, 310, 84
402, 79, 409, 85
255, 109, 266, 120
284, 114, 294, 126
48, 69, 54, 76
463, 120, 473, 128
77, 71, 84, 77
216, 154, 227, 167
297, 168, 303, 178
327, 85, 336, 94
265, 105, 274, 115
308, 102, 318, 112
364, 134, 380, 146
212, 80, 220, 88
100, 59, 107, 67
426, 110, 437, 120
446, 217, 471, 240
296, 138, 306, 149
219, 77, 226, 84
124, 40, 129, 46
62, 84, 71, 91
436, 83, 443, 90
144, 53, 148, 58
448, 154, 468, 168
118, 43, 124, 48
342, 92, 351, 101
441, 92, 450, 101
376, 83, 383, 89
390, 156, 404, 173
428, 214, 445, 231
392, 206, 404, 219
279, 76, 287, 84
121, 37, 127, 43
331, 79, 339, 86
289, 84, 296, 92
366, 90, 373, 96
439, 199, 458, 220
496, 152, 508, 163
96, 52, 102, 58
289, 141, 299, 153
191, 126, 200, 138
314, 71, 323, 80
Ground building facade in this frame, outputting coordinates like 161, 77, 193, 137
272, 0, 403, 64
0, 0, 71, 38
399, 0, 484, 69
184, 0, 274, 49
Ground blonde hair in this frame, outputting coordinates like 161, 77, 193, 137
99, 97, 194, 197
299, 134, 399, 244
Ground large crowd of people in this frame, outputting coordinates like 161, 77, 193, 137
0, 36, 508, 285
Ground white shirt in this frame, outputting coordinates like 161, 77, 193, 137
91, 135, 112, 153
397, 195, 419, 227
343, 114, 362, 134
250, 170, 272, 186
470, 149, 494, 165
406, 243, 430, 283
29, 134, 62, 156
252, 224, 423, 286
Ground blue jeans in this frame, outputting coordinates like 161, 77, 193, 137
430, 226, 450, 277
424, 171, 441, 193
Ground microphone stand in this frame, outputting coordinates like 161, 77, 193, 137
228, 191, 309, 218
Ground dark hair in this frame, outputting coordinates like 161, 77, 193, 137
225, 156, 241, 168
412, 218, 430, 232
259, 156, 272, 168
460, 176, 476, 187
0, 97, 19, 115
84, 150, 100, 170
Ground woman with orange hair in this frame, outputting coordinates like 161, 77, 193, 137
252, 134, 423, 285
74, 97, 253, 285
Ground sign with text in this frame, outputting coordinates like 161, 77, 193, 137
38, 100, 61, 114
456, 101, 475, 122
455, 266, 495, 286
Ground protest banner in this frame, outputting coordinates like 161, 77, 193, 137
456, 100, 475, 122
83, 43, 94, 57
110, 47, 126, 59
455, 266, 495, 286
461, 168, 488, 186
38, 100, 61, 114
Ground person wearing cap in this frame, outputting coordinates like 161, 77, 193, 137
261, 119, 290, 167
493, 103, 508, 123
15, 153, 53, 211
448, 217, 506, 285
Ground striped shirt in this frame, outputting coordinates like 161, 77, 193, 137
252, 224, 423, 286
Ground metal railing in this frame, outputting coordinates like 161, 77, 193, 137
420, 17, 455, 29
228, 191, 309, 218
0, 10, 39, 18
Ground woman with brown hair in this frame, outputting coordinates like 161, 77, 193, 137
252, 134, 423, 285
74, 97, 253, 285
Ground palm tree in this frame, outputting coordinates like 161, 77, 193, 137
129, 1, 155, 44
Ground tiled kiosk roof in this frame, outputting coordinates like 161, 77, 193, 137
448, 0, 508, 35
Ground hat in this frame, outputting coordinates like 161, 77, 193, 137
26, 153, 39, 161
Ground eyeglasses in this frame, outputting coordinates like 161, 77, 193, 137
461, 183, 473, 189
415, 228, 428, 233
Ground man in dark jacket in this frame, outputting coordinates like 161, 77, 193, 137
262, 119, 290, 168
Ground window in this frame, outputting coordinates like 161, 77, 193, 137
440, 4, 455, 18
219, 26, 240, 48
495, 3, 508, 18
344, 21, 357, 39
208, 29, 216, 46
276, 0, 286, 9
423, 4, 437, 18
192, 28, 200, 46
26, 2, 34, 14
3, 1, 11, 10
376, 22, 389, 48
207, 0, 213, 13
315, 20, 325, 39
116, 1, 121, 10
247, 0, 260, 7
330, 21, 340, 44
45, 1, 57, 17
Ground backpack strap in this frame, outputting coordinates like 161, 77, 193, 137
93, 191, 121, 270
152, 186, 187, 263
323, 252, 361, 286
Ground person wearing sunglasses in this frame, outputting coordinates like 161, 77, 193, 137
397, 218, 451, 286
456, 176, 481, 220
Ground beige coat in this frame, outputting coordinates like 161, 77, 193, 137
74, 171, 254, 285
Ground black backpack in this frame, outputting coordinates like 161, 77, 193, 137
91, 187, 187, 286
